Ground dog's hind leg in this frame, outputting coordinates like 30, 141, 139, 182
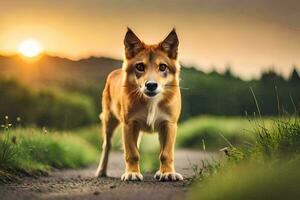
96, 112, 119, 177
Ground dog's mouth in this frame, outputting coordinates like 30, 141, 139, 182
144, 91, 158, 97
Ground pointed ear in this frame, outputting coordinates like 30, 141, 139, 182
124, 28, 144, 59
159, 29, 179, 59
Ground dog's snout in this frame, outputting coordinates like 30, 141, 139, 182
145, 81, 158, 92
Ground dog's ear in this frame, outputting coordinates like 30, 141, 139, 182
159, 28, 179, 59
124, 28, 144, 59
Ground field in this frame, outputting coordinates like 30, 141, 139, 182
0, 115, 278, 181
1, 114, 300, 199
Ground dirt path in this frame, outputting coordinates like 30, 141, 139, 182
0, 150, 214, 200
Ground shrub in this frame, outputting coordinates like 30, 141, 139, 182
0, 78, 97, 129
176, 116, 256, 150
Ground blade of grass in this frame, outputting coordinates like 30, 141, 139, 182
250, 87, 262, 118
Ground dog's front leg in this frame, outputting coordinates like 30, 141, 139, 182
155, 122, 183, 181
121, 122, 143, 181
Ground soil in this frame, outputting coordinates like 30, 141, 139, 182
0, 150, 213, 200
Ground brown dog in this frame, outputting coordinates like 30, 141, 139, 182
95, 28, 182, 181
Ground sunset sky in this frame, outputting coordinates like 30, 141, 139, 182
0, 0, 300, 79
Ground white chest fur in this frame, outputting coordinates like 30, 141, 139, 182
146, 98, 169, 132
146, 99, 159, 131
131, 98, 168, 132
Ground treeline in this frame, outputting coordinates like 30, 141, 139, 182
0, 78, 97, 129
180, 67, 300, 120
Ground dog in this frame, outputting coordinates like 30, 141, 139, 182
95, 28, 182, 181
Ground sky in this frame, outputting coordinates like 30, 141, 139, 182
0, 0, 300, 79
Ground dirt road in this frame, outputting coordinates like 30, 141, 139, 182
0, 150, 213, 200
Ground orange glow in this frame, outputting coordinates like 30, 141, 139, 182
0, 1, 299, 79
18, 39, 43, 58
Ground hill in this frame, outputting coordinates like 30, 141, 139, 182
0, 54, 121, 85
0, 54, 299, 125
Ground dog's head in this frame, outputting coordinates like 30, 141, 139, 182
122, 28, 180, 98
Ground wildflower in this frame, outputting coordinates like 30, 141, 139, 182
42, 127, 48, 134
220, 147, 230, 156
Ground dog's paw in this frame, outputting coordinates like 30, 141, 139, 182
154, 171, 183, 181
121, 172, 143, 181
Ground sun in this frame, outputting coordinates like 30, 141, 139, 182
18, 39, 43, 58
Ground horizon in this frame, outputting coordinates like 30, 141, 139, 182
1, 0, 300, 79
1, 52, 298, 81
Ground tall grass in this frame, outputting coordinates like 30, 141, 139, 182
253, 118, 300, 159
187, 115, 300, 200
0, 117, 98, 183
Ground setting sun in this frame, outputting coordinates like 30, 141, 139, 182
18, 39, 42, 58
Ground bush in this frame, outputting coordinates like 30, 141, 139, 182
0, 78, 97, 129
34, 89, 96, 129
176, 116, 257, 150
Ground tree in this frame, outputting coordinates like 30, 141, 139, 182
289, 66, 300, 83
224, 64, 233, 78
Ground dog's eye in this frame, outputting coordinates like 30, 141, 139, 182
135, 63, 145, 72
159, 64, 167, 72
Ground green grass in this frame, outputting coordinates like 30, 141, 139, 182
254, 118, 300, 158
69, 116, 297, 174
72, 116, 276, 173
0, 125, 98, 183
187, 117, 300, 200
74, 116, 265, 152
74, 124, 125, 151
188, 158, 300, 200
2, 114, 297, 187
74, 116, 271, 151
176, 116, 274, 150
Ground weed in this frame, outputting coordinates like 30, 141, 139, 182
0, 116, 17, 169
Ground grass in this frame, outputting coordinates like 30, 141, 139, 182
74, 115, 265, 152
0, 119, 98, 183
188, 158, 300, 200
74, 124, 123, 150
187, 116, 300, 200
2, 114, 294, 184
177, 116, 273, 150
72, 116, 278, 173
253, 118, 300, 158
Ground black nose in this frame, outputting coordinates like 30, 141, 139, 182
145, 81, 158, 92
